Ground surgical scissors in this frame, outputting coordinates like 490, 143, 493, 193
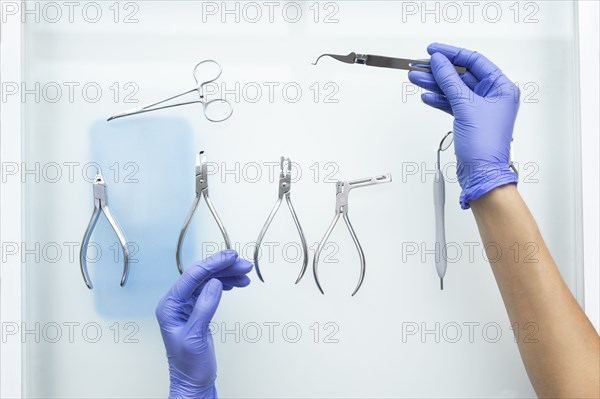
312, 52, 467, 74
254, 157, 308, 284
313, 174, 392, 296
176, 151, 231, 274
107, 60, 233, 122
80, 169, 129, 289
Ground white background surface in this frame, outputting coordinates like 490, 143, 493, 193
1, 1, 593, 398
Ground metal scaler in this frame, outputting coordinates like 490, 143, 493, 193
313, 174, 392, 296
80, 169, 129, 289
108, 60, 233, 122
312, 52, 467, 74
254, 157, 308, 284
176, 151, 231, 274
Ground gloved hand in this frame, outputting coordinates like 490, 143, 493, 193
156, 250, 253, 399
408, 43, 519, 209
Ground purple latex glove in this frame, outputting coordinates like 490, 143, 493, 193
156, 250, 253, 399
408, 43, 519, 209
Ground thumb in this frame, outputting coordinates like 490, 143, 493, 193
429, 52, 470, 106
188, 278, 223, 332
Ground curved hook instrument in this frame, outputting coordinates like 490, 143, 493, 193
80, 170, 129, 289
313, 174, 392, 296
312, 52, 466, 74
254, 157, 308, 284
176, 151, 231, 274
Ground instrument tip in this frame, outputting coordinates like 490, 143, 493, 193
311, 54, 326, 66
440, 278, 444, 290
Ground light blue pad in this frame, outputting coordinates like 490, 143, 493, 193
89, 117, 195, 317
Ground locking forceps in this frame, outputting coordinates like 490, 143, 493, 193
254, 157, 308, 284
80, 170, 129, 289
108, 60, 233, 122
176, 151, 231, 274
313, 174, 392, 296
312, 52, 466, 74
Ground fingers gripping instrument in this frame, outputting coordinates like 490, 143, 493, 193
80, 170, 130, 289
254, 157, 308, 284
313, 174, 392, 296
176, 151, 231, 274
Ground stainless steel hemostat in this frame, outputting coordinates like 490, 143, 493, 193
176, 151, 231, 274
80, 170, 129, 289
253, 157, 308, 284
107, 60, 233, 123
313, 173, 392, 296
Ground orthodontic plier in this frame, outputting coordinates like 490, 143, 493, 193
313, 174, 392, 296
176, 151, 231, 274
80, 170, 129, 289
253, 157, 308, 284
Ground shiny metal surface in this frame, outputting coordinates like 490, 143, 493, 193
176, 151, 231, 274
108, 60, 233, 122
254, 157, 308, 284
313, 52, 466, 74
79, 171, 130, 289
313, 173, 391, 296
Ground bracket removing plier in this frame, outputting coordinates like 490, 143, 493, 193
80, 170, 129, 289
254, 157, 308, 283
313, 174, 392, 296
176, 151, 231, 274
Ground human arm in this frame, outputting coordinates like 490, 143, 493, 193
471, 185, 599, 398
409, 43, 600, 398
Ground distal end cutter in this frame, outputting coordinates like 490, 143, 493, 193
80, 170, 129, 289
313, 174, 392, 296
312, 52, 467, 74
253, 157, 308, 284
176, 151, 231, 274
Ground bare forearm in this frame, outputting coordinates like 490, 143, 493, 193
470, 184, 599, 398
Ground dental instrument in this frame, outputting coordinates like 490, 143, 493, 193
434, 131, 453, 290
176, 151, 231, 274
313, 174, 392, 296
108, 60, 233, 122
80, 169, 129, 289
312, 52, 466, 74
253, 157, 308, 284
509, 138, 518, 179
433, 132, 519, 290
